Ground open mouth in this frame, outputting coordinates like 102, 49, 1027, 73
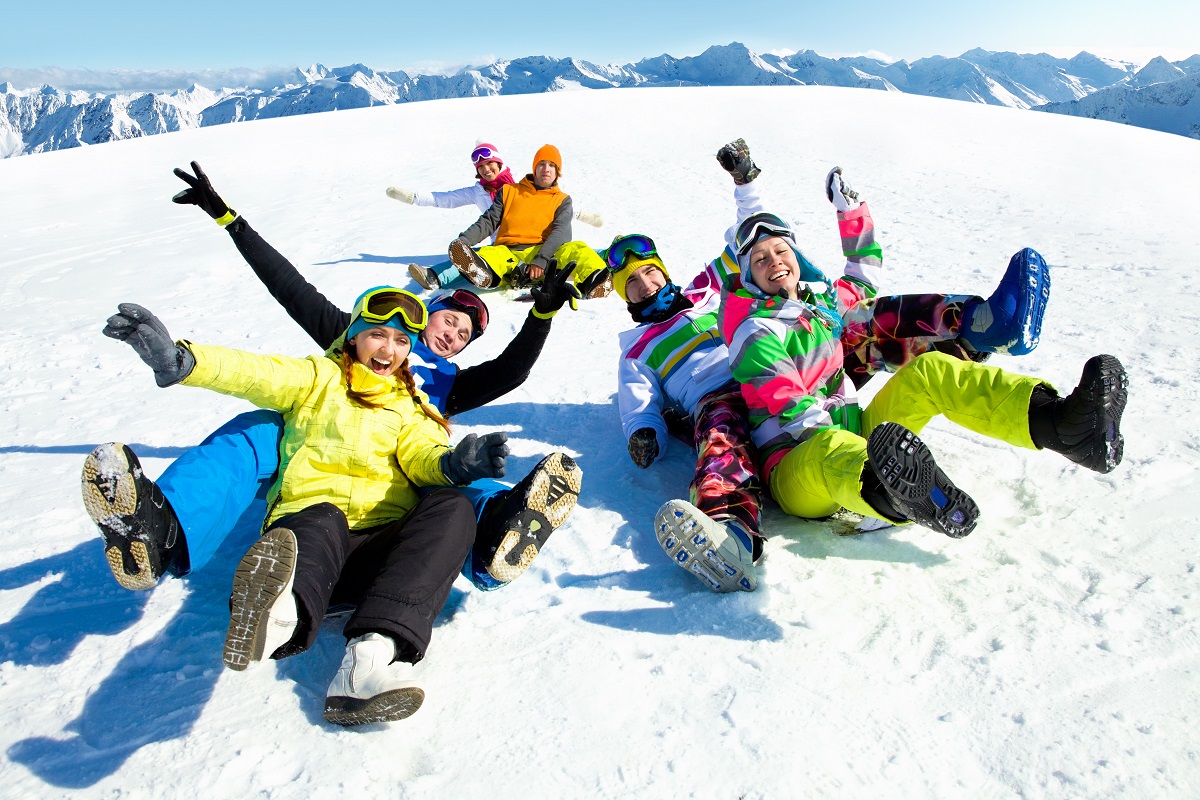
768, 268, 789, 282
369, 357, 393, 374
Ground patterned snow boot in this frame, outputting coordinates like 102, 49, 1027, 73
81, 442, 188, 590
961, 247, 1051, 355
655, 499, 757, 592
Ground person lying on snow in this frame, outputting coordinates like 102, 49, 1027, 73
612, 138, 1058, 594
384, 141, 602, 291
94, 288, 521, 725
718, 168, 1125, 558
81, 161, 582, 603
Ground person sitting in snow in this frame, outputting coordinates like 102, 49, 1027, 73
81, 161, 582, 601
613, 139, 1057, 594
385, 141, 603, 291
718, 163, 1126, 545
445, 143, 612, 298
96, 288, 514, 726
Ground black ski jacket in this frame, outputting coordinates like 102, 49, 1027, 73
225, 217, 553, 416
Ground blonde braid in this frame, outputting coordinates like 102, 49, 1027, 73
397, 359, 452, 435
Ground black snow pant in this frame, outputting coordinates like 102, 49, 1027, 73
268, 489, 476, 663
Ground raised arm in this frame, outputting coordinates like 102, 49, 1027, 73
443, 311, 553, 416
171, 161, 350, 350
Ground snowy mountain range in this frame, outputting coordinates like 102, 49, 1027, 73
4, 42, 1199, 158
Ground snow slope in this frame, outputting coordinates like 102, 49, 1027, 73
0, 86, 1198, 799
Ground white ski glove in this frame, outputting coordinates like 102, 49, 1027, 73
575, 210, 604, 228
386, 186, 416, 204
825, 167, 861, 213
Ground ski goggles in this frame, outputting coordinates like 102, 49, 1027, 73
431, 288, 490, 339
735, 212, 796, 258
605, 233, 659, 271
471, 145, 501, 164
358, 287, 428, 332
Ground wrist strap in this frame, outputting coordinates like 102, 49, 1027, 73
214, 209, 238, 227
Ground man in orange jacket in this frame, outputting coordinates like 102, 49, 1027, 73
448, 144, 612, 299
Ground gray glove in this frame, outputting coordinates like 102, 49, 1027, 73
103, 303, 195, 387
441, 432, 509, 483
628, 428, 659, 468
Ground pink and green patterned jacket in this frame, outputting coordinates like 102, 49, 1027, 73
718, 204, 883, 480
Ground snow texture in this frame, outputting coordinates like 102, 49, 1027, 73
0, 85, 1198, 798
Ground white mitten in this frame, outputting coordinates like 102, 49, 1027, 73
575, 210, 604, 228
386, 186, 416, 204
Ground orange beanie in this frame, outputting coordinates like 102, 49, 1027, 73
533, 144, 563, 175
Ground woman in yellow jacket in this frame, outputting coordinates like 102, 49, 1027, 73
101, 287, 511, 726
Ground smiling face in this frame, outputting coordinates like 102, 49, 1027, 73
476, 160, 502, 181
420, 308, 473, 357
533, 160, 558, 188
349, 326, 413, 377
747, 236, 801, 298
624, 262, 668, 304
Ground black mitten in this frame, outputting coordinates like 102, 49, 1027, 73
627, 428, 660, 468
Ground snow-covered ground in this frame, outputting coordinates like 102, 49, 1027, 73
1, 86, 1198, 798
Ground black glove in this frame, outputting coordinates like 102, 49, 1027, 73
172, 161, 237, 224
576, 266, 613, 299
441, 432, 509, 483
103, 303, 196, 387
531, 259, 582, 318
716, 138, 761, 185
627, 428, 659, 469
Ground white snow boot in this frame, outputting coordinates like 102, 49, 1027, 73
324, 632, 425, 726
654, 499, 757, 592
223, 527, 299, 671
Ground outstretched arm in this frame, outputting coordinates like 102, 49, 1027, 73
225, 218, 350, 350
172, 161, 351, 350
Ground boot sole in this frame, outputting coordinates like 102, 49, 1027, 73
81, 443, 160, 591
1009, 247, 1051, 356
224, 528, 297, 671
407, 263, 439, 291
448, 240, 496, 289
1083, 354, 1129, 473
324, 687, 425, 726
654, 500, 755, 592
867, 423, 980, 539
487, 453, 582, 583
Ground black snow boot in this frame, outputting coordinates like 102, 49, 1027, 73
864, 422, 980, 538
81, 443, 189, 590
477, 452, 582, 583
1028, 354, 1127, 474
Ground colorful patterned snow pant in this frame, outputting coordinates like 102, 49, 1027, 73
690, 387, 763, 539
841, 292, 982, 387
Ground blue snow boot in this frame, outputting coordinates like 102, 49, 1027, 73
864, 423, 980, 539
961, 247, 1050, 356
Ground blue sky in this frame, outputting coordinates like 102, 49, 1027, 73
3, 0, 1197, 90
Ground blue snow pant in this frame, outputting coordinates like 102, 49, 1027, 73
156, 410, 510, 591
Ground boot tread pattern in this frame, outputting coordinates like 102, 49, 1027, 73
488, 453, 582, 583
324, 687, 425, 726
82, 443, 159, 591
867, 423, 980, 539
223, 528, 297, 671
449, 239, 495, 289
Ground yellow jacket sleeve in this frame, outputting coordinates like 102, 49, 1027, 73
179, 342, 320, 414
